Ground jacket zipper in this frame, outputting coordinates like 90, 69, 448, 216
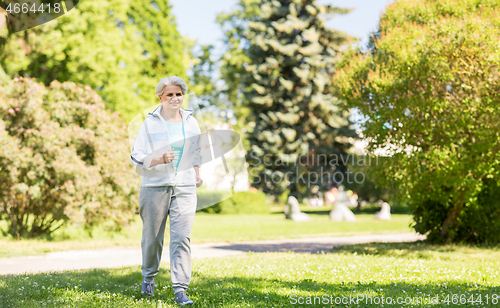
174, 114, 187, 187
165, 110, 187, 186
155, 110, 176, 185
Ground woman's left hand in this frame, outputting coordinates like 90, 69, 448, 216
196, 176, 203, 187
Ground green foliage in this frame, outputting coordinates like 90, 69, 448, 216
0, 78, 139, 238
188, 45, 219, 105
199, 191, 271, 214
335, 0, 500, 243
0, 0, 189, 122
218, 0, 357, 200
0, 12, 9, 85
0, 11, 8, 53
344, 155, 392, 203
186, 43, 249, 133
456, 179, 500, 244
413, 179, 500, 244
356, 202, 410, 215
196, 187, 233, 213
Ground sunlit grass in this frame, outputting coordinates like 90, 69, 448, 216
1, 241, 499, 307
0, 214, 413, 258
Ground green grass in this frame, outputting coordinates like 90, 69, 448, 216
1, 241, 499, 307
0, 213, 413, 258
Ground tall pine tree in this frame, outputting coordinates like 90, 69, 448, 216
218, 0, 357, 201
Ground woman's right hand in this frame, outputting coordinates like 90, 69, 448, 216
162, 149, 175, 164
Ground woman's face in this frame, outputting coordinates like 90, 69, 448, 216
158, 85, 184, 110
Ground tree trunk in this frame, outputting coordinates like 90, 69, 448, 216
440, 194, 465, 241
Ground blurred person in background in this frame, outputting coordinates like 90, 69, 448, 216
325, 181, 338, 207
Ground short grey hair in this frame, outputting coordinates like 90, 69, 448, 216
155, 76, 188, 96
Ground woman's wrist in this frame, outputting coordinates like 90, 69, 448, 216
150, 156, 161, 167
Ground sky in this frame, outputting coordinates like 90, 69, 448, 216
169, 0, 395, 55
169, 0, 395, 129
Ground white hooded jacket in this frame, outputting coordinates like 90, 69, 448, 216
130, 105, 202, 187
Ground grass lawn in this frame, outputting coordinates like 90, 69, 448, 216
0, 213, 413, 258
1, 241, 499, 307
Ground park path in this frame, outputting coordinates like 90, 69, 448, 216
0, 233, 425, 275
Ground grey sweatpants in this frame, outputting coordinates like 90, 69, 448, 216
139, 185, 197, 294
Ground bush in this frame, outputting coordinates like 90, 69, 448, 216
456, 179, 500, 244
335, 0, 500, 243
356, 202, 410, 215
198, 190, 271, 214
344, 155, 392, 203
196, 188, 233, 213
414, 179, 500, 244
0, 0, 188, 123
0, 78, 139, 238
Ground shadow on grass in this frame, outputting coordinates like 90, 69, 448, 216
270, 208, 333, 215
214, 242, 337, 254
332, 240, 500, 259
2, 265, 500, 307
214, 240, 483, 258
300, 210, 331, 215
270, 209, 333, 216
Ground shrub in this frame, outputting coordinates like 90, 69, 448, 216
356, 202, 410, 215
414, 179, 500, 244
344, 155, 392, 204
456, 179, 500, 244
0, 78, 139, 238
335, 0, 500, 243
0, 0, 188, 123
196, 188, 233, 213
199, 190, 271, 214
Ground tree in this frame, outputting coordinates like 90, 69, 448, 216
0, 9, 7, 48
0, 0, 190, 122
343, 154, 392, 205
218, 0, 357, 201
335, 0, 500, 243
188, 44, 219, 106
0, 78, 138, 238
0, 9, 10, 84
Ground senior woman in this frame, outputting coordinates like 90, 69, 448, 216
130, 76, 202, 305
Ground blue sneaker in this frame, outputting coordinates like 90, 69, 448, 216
141, 279, 154, 297
173, 291, 194, 305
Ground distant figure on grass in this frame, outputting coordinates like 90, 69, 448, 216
329, 186, 356, 222
308, 195, 324, 207
130, 76, 203, 305
374, 201, 392, 221
285, 196, 310, 222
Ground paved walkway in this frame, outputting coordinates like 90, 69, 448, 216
0, 233, 425, 275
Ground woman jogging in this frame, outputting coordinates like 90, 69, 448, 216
130, 76, 202, 305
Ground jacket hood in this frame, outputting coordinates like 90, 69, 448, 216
147, 104, 193, 121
